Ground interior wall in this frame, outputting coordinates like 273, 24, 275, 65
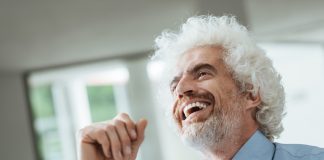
0, 72, 36, 160
245, 0, 324, 42
198, 0, 248, 26
125, 58, 164, 160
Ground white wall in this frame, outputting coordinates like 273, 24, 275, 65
0, 72, 36, 160
125, 58, 164, 160
261, 43, 324, 147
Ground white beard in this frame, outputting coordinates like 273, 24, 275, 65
180, 105, 243, 151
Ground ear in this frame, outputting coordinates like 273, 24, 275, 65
244, 91, 261, 110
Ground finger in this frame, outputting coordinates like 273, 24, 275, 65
135, 118, 148, 144
106, 125, 123, 160
78, 124, 111, 160
80, 142, 102, 160
114, 120, 132, 159
130, 119, 148, 160
79, 126, 97, 144
116, 113, 137, 140
95, 129, 112, 159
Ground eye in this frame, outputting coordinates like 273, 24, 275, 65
198, 71, 208, 77
170, 83, 177, 92
197, 71, 209, 79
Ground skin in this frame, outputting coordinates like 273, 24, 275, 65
79, 113, 147, 160
170, 46, 261, 160
79, 45, 261, 160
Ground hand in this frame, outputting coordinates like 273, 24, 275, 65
78, 113, 148, 160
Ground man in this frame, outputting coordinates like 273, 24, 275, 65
78, 15, 324, 160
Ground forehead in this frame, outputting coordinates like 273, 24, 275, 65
176, 46, 225, 72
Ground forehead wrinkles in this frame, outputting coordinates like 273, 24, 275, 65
171, 46, 228, 85
176, 56, 224, 78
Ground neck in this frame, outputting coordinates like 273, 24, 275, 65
201, 126, 258, 160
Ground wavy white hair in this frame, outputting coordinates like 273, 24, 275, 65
153, 15, 285, 140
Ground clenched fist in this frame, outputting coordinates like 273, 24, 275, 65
78, 113, 148, 160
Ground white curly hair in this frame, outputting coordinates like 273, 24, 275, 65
152, 15, 285, 140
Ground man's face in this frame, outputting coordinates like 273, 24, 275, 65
170, 46, 247, 148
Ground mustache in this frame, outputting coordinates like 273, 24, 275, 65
172, 91, 215, 120
177, 92, 215, 102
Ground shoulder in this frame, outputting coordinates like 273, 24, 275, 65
275, 142, 324, 159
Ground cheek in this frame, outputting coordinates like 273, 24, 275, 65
197, 79, 218, 91
198, 79, 239, 108
172, 99, 179, 117
197, 80, 221, 101
172, 99, 182, 127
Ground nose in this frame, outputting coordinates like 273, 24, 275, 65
176, 76, 196, 98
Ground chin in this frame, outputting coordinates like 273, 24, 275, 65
180, 110, 242, 151
180, 115, 221, 150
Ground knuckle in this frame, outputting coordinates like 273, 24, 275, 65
97, 129, 106, 136
78, 126, 92, 138
126, 120, 135, 128
113, 143, 121, 151
116, 113, 130, 121
105, 124, 115, 131
122, 138, 131, 146
79, 133, 88, 141
113, 119, 124, 126
119, 112, 129, 118
90, 129, 106, 142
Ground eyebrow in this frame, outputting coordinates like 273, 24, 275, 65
170, 75, 181, 88
189, 63, 217, 75
169, 63, 217, 87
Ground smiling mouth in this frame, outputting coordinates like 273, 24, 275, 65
181, 101, 211, 120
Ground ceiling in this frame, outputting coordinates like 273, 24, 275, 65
0, 0, 323, 72
245, 0, 324, 43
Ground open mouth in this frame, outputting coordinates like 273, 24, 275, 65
181, 101, 211, 120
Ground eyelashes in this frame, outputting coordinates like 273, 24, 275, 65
196, 70, 212, 80
170, 70, 212, 92
197, 71, 208, 78
170, 85, 177, 92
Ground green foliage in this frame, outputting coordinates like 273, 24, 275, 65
87, 85, 117, 122
29, 84, 62, 160
29, 83, 118, 160
29, 85, 56, 118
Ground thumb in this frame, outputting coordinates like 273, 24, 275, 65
132, 118, 147, 147
136, 118, 148, 141
130, 118, 148, 160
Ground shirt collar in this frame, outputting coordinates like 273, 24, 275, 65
232, 130, 275, 160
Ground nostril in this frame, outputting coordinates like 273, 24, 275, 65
178, 94, 183, 99
185, 90, 194, 94
184, 90, 194, 96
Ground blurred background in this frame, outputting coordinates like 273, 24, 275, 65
1, 0, 324, 160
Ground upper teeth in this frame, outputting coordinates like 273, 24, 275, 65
183, 102, 207, 118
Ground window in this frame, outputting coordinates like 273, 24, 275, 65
87, 85, 117, 122
27, 61, 129, 160
29, 84, 62, 160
